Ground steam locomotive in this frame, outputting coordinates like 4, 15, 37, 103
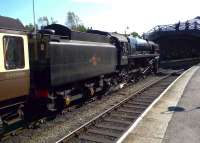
0, 16, 159, 134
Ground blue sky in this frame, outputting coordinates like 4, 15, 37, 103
0, 0, 108, 26
0, 0, 199, 34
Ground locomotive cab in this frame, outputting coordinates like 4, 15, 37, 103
87, 30, 129, 67
110, 33, 129, 66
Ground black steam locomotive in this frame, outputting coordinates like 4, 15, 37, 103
0, 16, 159, 134
28, 24, 159, 114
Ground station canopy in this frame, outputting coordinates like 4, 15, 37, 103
0, 16, 25, 31
144, 16, 200, 39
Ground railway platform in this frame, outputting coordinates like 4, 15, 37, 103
118, 65, 200, 143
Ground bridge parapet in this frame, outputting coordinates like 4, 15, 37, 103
144, 17, 200, 40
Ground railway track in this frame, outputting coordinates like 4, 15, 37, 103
56, 74, 178, 143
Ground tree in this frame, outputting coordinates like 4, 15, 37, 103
66, 11, 79, 29
38, 16, 58, 29
25, 23, 39, 32
25, 23, 34, 32
38, 16, 49, 26
76, 25, 87, 32
130, 32, 141, 38
50, 17, 58, 24
65, 11, 87, 32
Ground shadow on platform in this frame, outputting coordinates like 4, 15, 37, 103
161, 106, 200, 114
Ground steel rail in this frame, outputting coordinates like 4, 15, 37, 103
56, 74, 173, 143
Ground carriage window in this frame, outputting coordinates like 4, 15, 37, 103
3, 36, 24, 70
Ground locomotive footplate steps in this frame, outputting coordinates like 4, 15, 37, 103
56, 72, 179, 143
119, 65, 200, 143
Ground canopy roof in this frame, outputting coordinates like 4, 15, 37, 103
0, 16, 25, 31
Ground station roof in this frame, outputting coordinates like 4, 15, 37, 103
0, 16, 25, 31
144, 16, 200, 40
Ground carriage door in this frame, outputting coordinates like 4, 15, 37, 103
0, 34, 30, 102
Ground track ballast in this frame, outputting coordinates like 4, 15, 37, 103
56, 74, 178, 143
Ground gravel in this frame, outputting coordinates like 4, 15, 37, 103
3, 75, 161, 143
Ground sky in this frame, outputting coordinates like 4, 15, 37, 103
0, 0, 199, 34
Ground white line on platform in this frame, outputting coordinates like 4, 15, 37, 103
116, 67, 193, 143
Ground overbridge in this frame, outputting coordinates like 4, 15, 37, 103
144, 17, 200, 66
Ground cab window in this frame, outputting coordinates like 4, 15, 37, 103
3, 36, 24, 70
120, 42, 128, 54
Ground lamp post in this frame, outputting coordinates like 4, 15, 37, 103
32, 0, 36, 34
125, 26, 129, 36
32, 0, 38, 60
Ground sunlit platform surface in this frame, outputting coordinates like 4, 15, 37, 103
119, 64, 200, 143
